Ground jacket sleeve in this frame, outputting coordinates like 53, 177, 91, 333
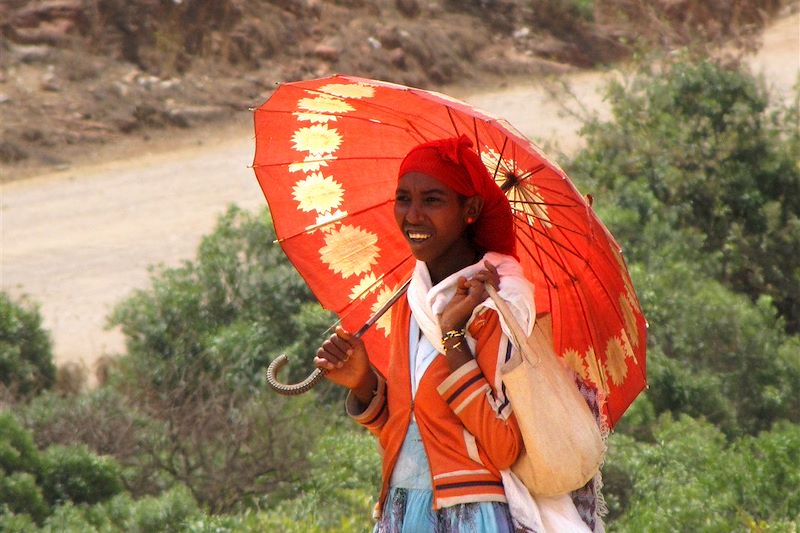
345, 373, 388, 437
436, 310, 522, 470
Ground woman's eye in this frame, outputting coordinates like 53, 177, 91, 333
395, 194, 410, 203
424, 196, 442, 204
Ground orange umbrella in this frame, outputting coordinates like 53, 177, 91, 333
253, 75, 646, 427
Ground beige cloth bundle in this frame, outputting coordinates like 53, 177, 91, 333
487, 286, 605, 497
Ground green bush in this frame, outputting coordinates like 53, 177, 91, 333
571, 56, 800, 332
40, 445, 123, 506
0, 472, 49, 524
605, 415, 800, 531
0, 413, 41, 475
0, 412, 127, 524
630, 259, 800, 435
109, 205, 321, 393
182, 423, 380, 532
0, 511, 37, 532
121, 486, 201, 533
0, 293, 55, 397
7, 486, 202, 533
15, 388, 163, 496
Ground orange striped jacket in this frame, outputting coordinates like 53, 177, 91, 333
346, 295, 522, 513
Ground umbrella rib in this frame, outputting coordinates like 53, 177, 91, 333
346, 259, 411, 302
252, 155, 406, 169
404, 119, 434, 144
336, 255, 415, 321
514, 234, 558, 288
256, 104, 454, 140
509, 198, 581, 209
494, 137, 510, 181
472, 116, 481, 154
446, 106, 462, 137
274, 199, 395, 243
513, 223, 576, 277
512, 211, 584, 244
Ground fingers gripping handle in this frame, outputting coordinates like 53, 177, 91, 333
265, 354, 327, 395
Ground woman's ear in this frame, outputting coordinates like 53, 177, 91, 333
464, 196, 484, 223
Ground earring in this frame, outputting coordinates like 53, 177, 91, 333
466, 216, 476, 224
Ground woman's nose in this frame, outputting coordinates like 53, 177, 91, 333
405, 200, 424, 223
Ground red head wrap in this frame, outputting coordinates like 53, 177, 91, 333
398, 135, 517, 258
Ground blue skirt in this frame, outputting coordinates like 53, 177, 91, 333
374, 487, 516, 533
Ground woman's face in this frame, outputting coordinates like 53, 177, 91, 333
395, 172, 480, 278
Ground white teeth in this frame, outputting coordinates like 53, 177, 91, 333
407, 231, 430, 241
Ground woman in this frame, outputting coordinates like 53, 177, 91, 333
315, 136, 599, 532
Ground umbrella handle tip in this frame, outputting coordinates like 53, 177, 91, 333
265, 354, 326, 395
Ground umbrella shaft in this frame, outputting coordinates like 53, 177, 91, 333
354, 279, 411, 338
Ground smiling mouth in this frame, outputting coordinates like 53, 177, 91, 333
406, 230, 431, 242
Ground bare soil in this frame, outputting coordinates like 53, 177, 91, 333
0, 2, 797, 379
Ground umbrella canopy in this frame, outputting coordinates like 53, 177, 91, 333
253, 75, 646, 427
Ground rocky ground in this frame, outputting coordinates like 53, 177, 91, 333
0, 0, 787, 180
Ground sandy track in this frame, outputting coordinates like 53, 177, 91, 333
1, 11, 797, 374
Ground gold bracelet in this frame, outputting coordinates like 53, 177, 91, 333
441, 328, 466, 352
444, 340, 464, 354
442, 328, 466, 343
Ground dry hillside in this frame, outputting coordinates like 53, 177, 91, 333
0, 0, 786, 179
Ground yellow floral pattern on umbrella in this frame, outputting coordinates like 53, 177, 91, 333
288, 154, 333, 174
610, 245, 643, 363
619, 294, 639, 351
481, 148, 551, 227
318, 83, 376, 100
604, 336, 630, 386
292, 173, 344, 213
306, 209, 348, 233
300, 95, 355, 114
294, 95, 356, 123
371, 286, 396, 336
582, 346, 608, 396
319, 224, 380, 278
563, 348, 588, 381
349, 273, 380, 302
292, 124, 343, 156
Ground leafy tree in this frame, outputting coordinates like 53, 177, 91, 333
105, 206, 337, 512
0, 293, 55, 397
109, 205, 328, 392
571, 56, 800, 332
0, 413, 123, 525
39, 445, 123, 506
629, 259, 800, 435
604, 415, 800, 531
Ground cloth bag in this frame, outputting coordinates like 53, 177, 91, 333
487, 286, 605, 497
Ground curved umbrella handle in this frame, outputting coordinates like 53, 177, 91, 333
265, 354, 327, 395
264, 279, 411, 396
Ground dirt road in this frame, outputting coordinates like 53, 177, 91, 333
2, 11, 797, 376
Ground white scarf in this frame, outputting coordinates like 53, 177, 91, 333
406, 251, 535, 353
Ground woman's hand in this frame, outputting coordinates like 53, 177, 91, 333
314, 326, 376, 402
439, 261, 500, 332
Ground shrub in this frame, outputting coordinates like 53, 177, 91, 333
0, 511, 37, 532
0, 472, 48, 524
39, 445, 123, 506
0, 412, 41, 476
630, 259, 800, 435
571, 56, 800, 332
109, 206, 320, 393
605, 415, 800, 531
0, 293, 55, 397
